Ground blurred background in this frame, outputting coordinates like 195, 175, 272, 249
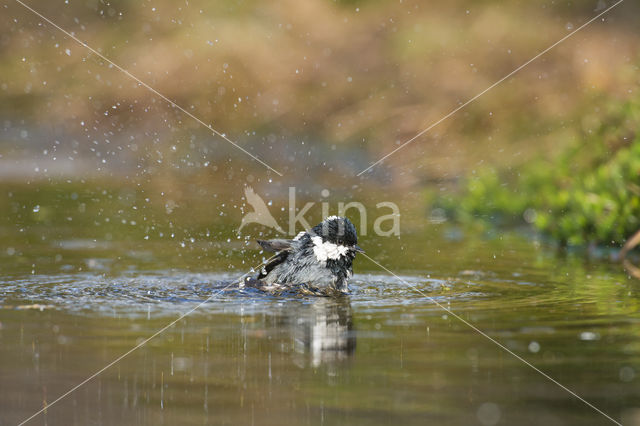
1, 0, 639, 256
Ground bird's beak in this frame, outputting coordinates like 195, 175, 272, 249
354, 245, 365, 253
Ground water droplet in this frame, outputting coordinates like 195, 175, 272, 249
619, 366, 635, 382
477, 402, 501, 426
579, 331, 599, 341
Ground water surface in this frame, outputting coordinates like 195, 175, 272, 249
1, 224, 639, 426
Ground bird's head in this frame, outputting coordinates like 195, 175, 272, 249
310, 216, 364, 257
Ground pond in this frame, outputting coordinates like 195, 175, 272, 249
1, 185, 638, 426
2, 0, 639, 423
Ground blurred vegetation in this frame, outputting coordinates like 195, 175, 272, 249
436, 93, 640, 247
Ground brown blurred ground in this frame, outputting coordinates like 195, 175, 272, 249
0, 0, 638, 185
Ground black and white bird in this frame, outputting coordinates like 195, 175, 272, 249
247, 216, 364, 294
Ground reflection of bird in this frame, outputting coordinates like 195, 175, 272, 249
238, 186, 284, 234
293, 298, 356, 367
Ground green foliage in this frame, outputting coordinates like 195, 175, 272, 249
440, 96, 640, 247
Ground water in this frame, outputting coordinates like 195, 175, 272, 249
1, 220, 639, 426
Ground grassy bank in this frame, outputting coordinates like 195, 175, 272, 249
436, 94, 640, 247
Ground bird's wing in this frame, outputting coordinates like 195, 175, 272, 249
257, 250, 289, 279
257, 239, 293, 252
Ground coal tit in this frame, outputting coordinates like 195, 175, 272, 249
249, 216, 364, 294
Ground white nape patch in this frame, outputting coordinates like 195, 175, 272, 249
311, 236, 348, 262
324, 215, 340, 222
293, 231, 306, 241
